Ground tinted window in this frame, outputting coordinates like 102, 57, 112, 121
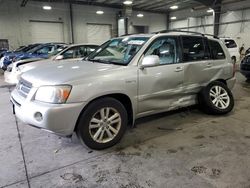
145, 37, 179, 65
224, 39, 237, 48
36, 46, 54, 54
86, 46, 97, 55
78, 46, 87, 57
182, 37, 209, 62
61, 46, 84, 59
208, 40, 225, 59
61, 46, 95, 59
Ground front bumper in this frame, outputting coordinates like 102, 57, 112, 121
11, 89, 86, 136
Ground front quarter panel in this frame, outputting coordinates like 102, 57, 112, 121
66, 66, 138, 115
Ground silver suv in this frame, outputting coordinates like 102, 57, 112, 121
11, 31, 236, 149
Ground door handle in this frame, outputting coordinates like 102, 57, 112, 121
175, 66, 183, 72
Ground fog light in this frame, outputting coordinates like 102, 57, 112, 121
34, 112, 43, 122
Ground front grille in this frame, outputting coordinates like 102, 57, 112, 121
16, 78, 32, 98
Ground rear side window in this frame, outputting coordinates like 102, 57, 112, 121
224, 39, 237, 48
182, 37, 209, 62
208, 40, 226, 60
36, 45, 54, 54
86, 46, 97, 55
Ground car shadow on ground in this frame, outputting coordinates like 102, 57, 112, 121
112, 105, 214, 151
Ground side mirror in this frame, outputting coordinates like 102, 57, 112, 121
55, 55, 64, 60
140, 55, 160, 69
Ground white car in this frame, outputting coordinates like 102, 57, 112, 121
221, 38, 240, 63
4, 58, 43, 84
0, 56, 5, 69
4, 44, 98, 84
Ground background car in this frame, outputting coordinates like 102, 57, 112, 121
0, 43, 41, 70
240, 54, 250, 80
221, 38, 240, 63
0, 43, 65, 70
245, 48, 250, 56
4, 58, 43, 84
4, 44, 98, 84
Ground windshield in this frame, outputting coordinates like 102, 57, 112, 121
88, 37, 149, 65
26, 44, 44, 53
15, 46, 26, 52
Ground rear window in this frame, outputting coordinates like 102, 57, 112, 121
182, 36, 209, 62
208, 40, 226, 60
224, 39, 237, 48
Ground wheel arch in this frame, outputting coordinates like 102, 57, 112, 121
214, 79, 227, 86
74, 93, 134, 132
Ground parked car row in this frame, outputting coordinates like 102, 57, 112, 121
0, 43, 43, 70
11, 31, 236, 149
3, 43, 98, 84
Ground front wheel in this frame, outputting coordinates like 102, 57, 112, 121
198, 81, 234, 115
76, 97, 128, 150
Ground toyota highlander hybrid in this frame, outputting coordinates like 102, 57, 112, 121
11, 31, 236, 150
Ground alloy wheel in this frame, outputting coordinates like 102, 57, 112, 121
209, 85, 230, 110
89, 107, 121, 143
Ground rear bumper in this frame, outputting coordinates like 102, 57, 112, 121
226, 77, 236, 90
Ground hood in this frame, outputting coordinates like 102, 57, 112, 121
21, 60, 125, 87
18, 58, 51, 71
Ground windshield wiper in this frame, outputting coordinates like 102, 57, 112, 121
88, 59, 110, 64
88, 59, 125, 66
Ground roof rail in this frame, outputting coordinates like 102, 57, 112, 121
153, 29, 219, 39
120, 33, 144, 37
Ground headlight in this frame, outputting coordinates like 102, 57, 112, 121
35, 85, 72, 104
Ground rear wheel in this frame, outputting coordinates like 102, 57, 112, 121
198, 81, 234, 115
76, 97, 127, 150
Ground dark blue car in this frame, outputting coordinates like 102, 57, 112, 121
0, 49, 8, 58
0, 43, 65, 70
0, 44, 41, 70
240, 54, 250, 80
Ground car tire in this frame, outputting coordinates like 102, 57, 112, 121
76, 97, 128, 150
198, 81, 234, 115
